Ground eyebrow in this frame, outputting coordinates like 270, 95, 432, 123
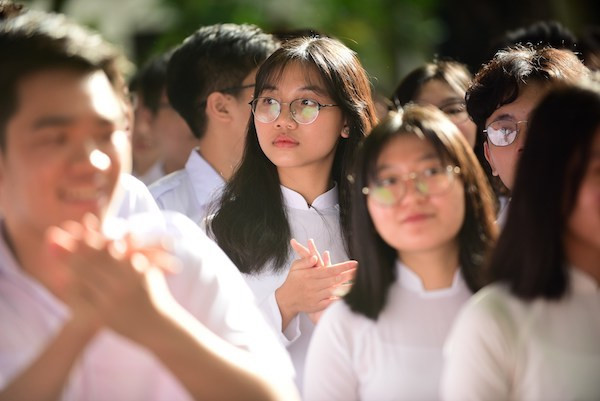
438, 97, 465, 107
490, 113, 516, 122
376, 152, 440, 172
32, 115, 120, 131
260, 84, 328, 97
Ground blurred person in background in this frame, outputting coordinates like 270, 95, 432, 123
129, 51, 199, 186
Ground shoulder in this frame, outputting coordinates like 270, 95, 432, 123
317, 300, 373, 340
149, 169, 191, 200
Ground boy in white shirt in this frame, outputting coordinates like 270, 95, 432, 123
0, 10, 297, 401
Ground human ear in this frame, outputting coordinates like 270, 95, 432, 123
341, 124, 350, 138
483, 141, 498, 176
205, 92, 233, 123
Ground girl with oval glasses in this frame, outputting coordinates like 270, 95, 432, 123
303, 105, 497, 401
208, 36, 377, 388
441, 80, 600, 401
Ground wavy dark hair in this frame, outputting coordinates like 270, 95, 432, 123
344, 105, 497, 320
489, 80, 600, 300
466, 46, 588, 140
208, 36, 377, 274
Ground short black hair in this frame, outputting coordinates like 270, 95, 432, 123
166, 23, 278, 139
0, 10, 128, 149
130, 50, 173, 114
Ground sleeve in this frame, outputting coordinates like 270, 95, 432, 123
440, 288, 517, 401
245, 279, 302, 347
129, 211, 296, 380
303, 302, 359, 401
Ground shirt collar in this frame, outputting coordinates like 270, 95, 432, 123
281, 182, 339, 211
570, 267, 599, 294
187, 149, 225, 202
395, 260, 465, 297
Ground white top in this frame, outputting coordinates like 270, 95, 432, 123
111, 173, 160, 218
150, 150, 224, 226
303, 261, 471, 401
135, 160, 166, 186
0, 211, 294, 401
441, 268, 600, 401
243, 184, 347, 390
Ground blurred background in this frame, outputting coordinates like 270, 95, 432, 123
22, 0, 600, 96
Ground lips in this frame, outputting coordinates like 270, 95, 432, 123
401, 213, 433, 224
273, 135, 299, 147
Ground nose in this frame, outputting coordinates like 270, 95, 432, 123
400, 177, 428, 204
274, 103, 298, 129
70, 139, 112, 172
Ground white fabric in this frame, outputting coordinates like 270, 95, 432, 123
0, 211, 295, 401
303, 261, 471, 401
243, 184, 347, 390
149, 150, 224, 226
135, 160, 165, 186
111, 173, 160, 218
441, 268, 600, 401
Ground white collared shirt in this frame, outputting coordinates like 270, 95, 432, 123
243, 184, 347, 390
441, 268, 600, 401
303, 261, 471, 401
134, 160, 166, 186
0, 211, 295, 400
111, 173, 160, 218
149, 150, 224, 226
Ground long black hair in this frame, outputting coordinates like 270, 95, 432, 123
208, 36, 377, 274
344, 105, 497, 320
489, 80, 600, 300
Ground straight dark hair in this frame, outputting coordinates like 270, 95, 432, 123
208, 36, 377, 274
488, 81, 600, 299
344, 105, 497, 320
390, 60, 472, 109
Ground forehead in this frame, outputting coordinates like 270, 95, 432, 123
376, 134, 439, 168
261, 61, 327, 92
487, 82, 550, 124
12, 68, 125, 127
415, 79, 462, 106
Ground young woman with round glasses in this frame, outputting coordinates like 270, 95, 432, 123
208, 35, 377, 389
303, 105, 497, 400
441, 79, 600, 401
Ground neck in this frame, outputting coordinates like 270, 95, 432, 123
198, 133, 243, 181
278, 163, 333, 205
398, 241, 460, 290
565, 235, 600, 285
132, 157, 159, 176
163, 140, 199, 175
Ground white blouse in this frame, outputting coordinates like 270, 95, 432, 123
303, 261, 472, 401
243, 184, 347, 390
441, 267, 600, 401
149, 149, 224, 226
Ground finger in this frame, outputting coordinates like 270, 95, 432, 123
290, 254, 319, 271
312, 260, 358, 279
322, 250, 331, 267
136, 248, 181, 274
82, 212, 101, 232
332, 282, 353, 297
308, 239, 324, 267
45, 225, 78, 255
290, 238, 311, 258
